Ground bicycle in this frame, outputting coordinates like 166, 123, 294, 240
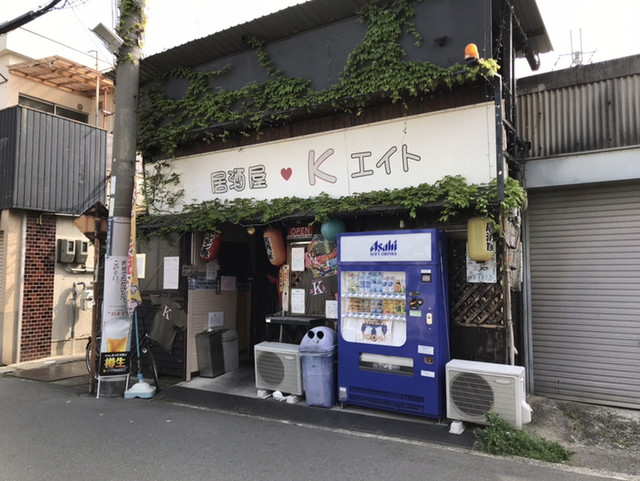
86, 327, 161, 393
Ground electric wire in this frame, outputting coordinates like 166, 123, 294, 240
18, 26, 114, 71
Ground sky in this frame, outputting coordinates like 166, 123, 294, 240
1, 0, 639, 77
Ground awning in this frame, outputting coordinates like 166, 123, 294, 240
9, 55, 115, 98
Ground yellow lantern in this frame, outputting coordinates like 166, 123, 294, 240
467, 217, 494, 262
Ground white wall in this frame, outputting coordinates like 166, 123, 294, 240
0, 210, 25, 364
52, 218, 95, 356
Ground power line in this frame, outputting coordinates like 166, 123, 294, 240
18, 26, 114, 71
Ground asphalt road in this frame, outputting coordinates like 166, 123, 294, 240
0, 375, 627, 481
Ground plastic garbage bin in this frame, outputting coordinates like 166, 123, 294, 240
299, 326, 337, 408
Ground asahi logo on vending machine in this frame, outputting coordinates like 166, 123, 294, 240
369, 239, 398, 257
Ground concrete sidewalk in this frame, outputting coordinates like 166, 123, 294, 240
3, 356, 640, 479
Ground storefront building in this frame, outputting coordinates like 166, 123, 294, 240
133, 0, 551, 410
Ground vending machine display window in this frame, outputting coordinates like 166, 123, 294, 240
340, 271, 407, 347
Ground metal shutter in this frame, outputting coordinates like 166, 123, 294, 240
527, 182, 640, 408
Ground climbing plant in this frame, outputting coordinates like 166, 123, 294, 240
136, 0, 512, 236
136, 0, 498, 158
140, 175, 525, 237
116, 0, 146, 62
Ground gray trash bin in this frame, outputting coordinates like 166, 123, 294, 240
220, 329, 239, 372
299, 326, 337, 408
196, 328, 239, 378
196, 329, 225, 378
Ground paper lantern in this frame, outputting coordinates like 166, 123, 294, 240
320, 218, 346, 242
200, 232, 222, 262
263, 228, 286, 266
467, 217, 494, 262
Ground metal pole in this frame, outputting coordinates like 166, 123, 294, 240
88, 50, 99, 127
493, 73, 505, 202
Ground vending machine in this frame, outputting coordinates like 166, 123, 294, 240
337, 229, 450, 419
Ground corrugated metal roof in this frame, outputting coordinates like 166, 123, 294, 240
139, 0, 551, 83
517, 55, 640, 158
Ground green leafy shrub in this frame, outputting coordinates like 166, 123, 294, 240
475, 412, 573, 463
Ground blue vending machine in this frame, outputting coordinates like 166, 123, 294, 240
337, 229, 449, 419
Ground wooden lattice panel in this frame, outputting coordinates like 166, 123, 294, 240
448, 238, 504, 327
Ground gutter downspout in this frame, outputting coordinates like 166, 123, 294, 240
16, 213, 27, 363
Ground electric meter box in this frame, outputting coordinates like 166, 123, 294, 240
57, 239, 76, 263
74, 240, 89, 264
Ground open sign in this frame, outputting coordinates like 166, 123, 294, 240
287, 226, 313, 239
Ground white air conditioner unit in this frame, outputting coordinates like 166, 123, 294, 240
254, 342, 303, 396
446, 359, 532, 429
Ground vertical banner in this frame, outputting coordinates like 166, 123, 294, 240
127, 181, 142, 316
99, 181, 141, 377
100, 217, 131, 376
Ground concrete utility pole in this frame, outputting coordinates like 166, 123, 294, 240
99, 0, 145, 397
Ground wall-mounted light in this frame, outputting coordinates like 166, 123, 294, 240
91, 23, 124, 54
246, 226, 256, 235
399, 219, 406, 229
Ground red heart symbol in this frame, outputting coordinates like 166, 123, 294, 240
281, 168, 292, 181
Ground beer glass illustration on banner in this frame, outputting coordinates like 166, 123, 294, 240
104, 318, 130, 352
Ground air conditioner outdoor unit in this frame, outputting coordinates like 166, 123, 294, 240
446, 359, 532, 429
254, 342, 303, 396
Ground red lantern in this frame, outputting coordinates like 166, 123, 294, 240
200, 232, 222, 262
263, 228, 286, 266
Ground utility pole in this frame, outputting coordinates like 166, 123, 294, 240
99, 0, 145, 397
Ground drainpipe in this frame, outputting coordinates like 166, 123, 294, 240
16, 213, 27, 364
71, 281, 86, 339
493, 72, 514, 364
493, 72, 505, 202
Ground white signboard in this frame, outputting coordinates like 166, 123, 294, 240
339, 232, 432, 263
466, 244, 497, 283
148, 103, 497, 211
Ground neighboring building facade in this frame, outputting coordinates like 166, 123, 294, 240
518, 55, 640, 409
0, 34, 113, 364
133, 0, 551, 382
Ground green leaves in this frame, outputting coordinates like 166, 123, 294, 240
475, 412, 573, 463
140, 175, 526, 237
136, 0, 491, 158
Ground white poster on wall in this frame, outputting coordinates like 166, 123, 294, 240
290, 288, 305, 314
466, 244, 497, 283
163, 256, 180, 289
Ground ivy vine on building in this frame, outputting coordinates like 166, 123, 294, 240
135, 0, 518, 235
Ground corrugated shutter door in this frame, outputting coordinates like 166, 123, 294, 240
527, 182, 640, 408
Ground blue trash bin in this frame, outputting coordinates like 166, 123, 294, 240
299, 326, 337, 408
